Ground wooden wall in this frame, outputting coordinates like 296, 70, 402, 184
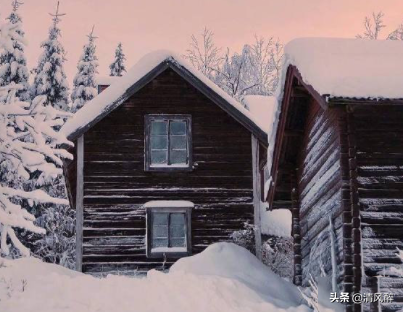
352, 105, 403, 312
297, 99, 345, 289
75, 68, 254, 275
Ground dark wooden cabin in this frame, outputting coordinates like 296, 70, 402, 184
62, 52, 268, 276
267, 38, 403, 312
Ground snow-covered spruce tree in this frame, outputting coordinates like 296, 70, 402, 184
109, 42, 126, 77
0, 0, 30, 102
71, 27, 99, 113
31, 2, 69, 111
0, 19, 73, 259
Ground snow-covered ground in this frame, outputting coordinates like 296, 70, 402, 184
0, 243, 310, 312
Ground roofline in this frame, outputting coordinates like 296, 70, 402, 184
289, 65, 328, 110
67, 59, 268, 145
327, 97, 403, 105
290, 65, 403, 107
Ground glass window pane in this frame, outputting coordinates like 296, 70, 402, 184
152, 238, 168, 248
171, 213, 185, 225
151, 150, 168, 165
170, 150, 187, 165
170, 238, 186, 247
151, 136, 168, 150
153, 225, 168, 238
153, 213, 168, 225
151, 121, 168, 135
170, 135, 186, 150
170, 121, 187, 135
170, 214, 185, 245
170, 225, 185, 238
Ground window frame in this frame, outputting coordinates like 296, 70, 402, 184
144, 114, 192, 172
146, 206, 192, 259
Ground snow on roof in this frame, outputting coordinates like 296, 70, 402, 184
62, 50, 268, 139
243, 95, 277, 134
144, 200, 194, 208
97, 76, 121, 86
284, 37, 403, 99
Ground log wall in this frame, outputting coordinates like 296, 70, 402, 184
352, 105, 403, 312
297, 99, 345, 289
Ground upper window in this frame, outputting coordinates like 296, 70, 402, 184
145, 201, 193, 258
145, 115, 192, 171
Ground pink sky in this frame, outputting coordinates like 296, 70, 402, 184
1, 0, 403, 82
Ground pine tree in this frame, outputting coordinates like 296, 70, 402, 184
31, 2, 69, 111
109, 43, 126, 77
0, 0, 30, 102
71, 27, 99, 113
0, 20, 73, 257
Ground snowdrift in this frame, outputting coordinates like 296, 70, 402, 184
0, 243, 309, 312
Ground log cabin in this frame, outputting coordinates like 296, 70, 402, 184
266, 38, 403, 312
61, 51, 270, 276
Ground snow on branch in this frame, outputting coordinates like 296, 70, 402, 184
0, 18, 72, 257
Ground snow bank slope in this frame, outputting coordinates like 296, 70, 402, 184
171, 242, 301, 308
0, 243, 309, 312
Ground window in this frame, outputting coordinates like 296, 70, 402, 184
145, 115, 192, 171
145, 201, 193, 258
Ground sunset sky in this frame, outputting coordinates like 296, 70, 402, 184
1, 0, 403, 82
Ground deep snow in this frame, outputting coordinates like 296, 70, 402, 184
0, 243, 310, 312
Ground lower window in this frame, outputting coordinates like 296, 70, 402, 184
145, 201, 193, 258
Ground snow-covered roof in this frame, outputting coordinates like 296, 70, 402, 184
266, 37, 403, 192
243, 95, 277, 135
62, 50, 268, 142
97, 76, 120, 86
283, 37, 403, 99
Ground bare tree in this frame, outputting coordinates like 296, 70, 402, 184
356, 12, 403, 41
356, 12, 385, 40
213, 36, 283, 99
184, 30, 283, 100
248, 36, 283, 95
184, 27, 222, 79
387, 24, 403, 40
213, 47, 256, 99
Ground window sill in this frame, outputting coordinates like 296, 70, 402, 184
147, 249, 191, 259
144, 164, 194, 172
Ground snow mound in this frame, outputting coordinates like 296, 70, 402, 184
284, 37, 403, 99
260, 208, 292, 237
0, 257, 81, 279
0, 243, 309, 312
171, 242, 302, 308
